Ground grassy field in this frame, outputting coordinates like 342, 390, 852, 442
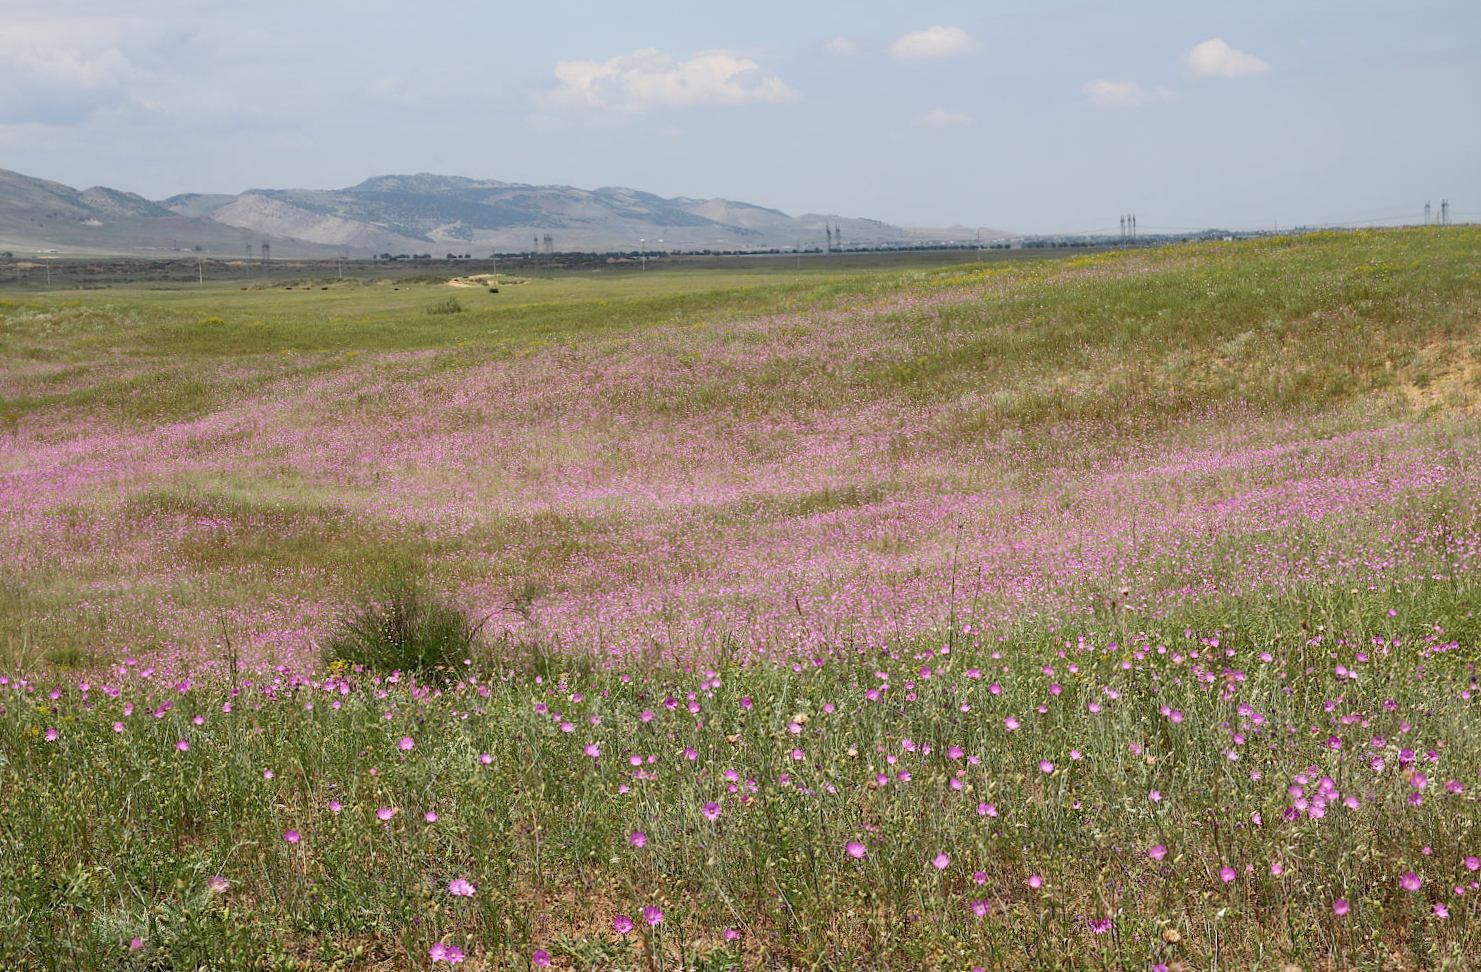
2, 228, 1481, 969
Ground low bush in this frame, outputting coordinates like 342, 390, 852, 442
322, 582, 483, 681
425, 297, 464, 315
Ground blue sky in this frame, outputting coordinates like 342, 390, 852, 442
2, 0, 1477, 233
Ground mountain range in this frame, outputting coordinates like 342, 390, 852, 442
0, 168, 1006, 258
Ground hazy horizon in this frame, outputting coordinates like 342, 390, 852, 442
2, 0, 1477, 234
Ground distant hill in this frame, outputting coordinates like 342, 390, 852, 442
0, 167, 1008, 257
0, 168, 343, 258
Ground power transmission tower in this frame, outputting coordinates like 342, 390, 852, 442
1441, 199, 1450, 226
260, 242, 269, 272
1424, 201, 1432, 226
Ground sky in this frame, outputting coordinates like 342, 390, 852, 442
1, 0, 1477, 234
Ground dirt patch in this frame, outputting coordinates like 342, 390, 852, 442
446, 274, 526, 288
1397, 340, 1481, 414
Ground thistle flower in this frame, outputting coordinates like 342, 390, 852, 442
428, 942, 465, 964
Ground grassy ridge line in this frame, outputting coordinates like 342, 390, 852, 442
1, 228, 1479, 670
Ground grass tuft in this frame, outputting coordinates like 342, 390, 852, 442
322, 580, 484, 681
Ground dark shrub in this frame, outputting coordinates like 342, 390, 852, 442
426, 297, 464, 315
323, 583, 482, 682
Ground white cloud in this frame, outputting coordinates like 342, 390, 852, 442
889, 26, 975, 60
920, 107, 970, 127
1081, 80, 1175, 108
0, 10, 315, 126
1183, 38, 1269, 78
0, 21, 134, 122
824, 36, 857, 56
546, 48, 798, 111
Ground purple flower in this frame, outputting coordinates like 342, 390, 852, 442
429, 942, 465, 964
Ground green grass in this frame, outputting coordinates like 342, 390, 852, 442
3, 582, 1480, 970
2, 229, 1481, 968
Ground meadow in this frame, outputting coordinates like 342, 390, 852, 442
2, 229, 1480, 970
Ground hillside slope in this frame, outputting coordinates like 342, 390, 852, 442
0, 166, 1009, 257
0, 168, 346, 258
